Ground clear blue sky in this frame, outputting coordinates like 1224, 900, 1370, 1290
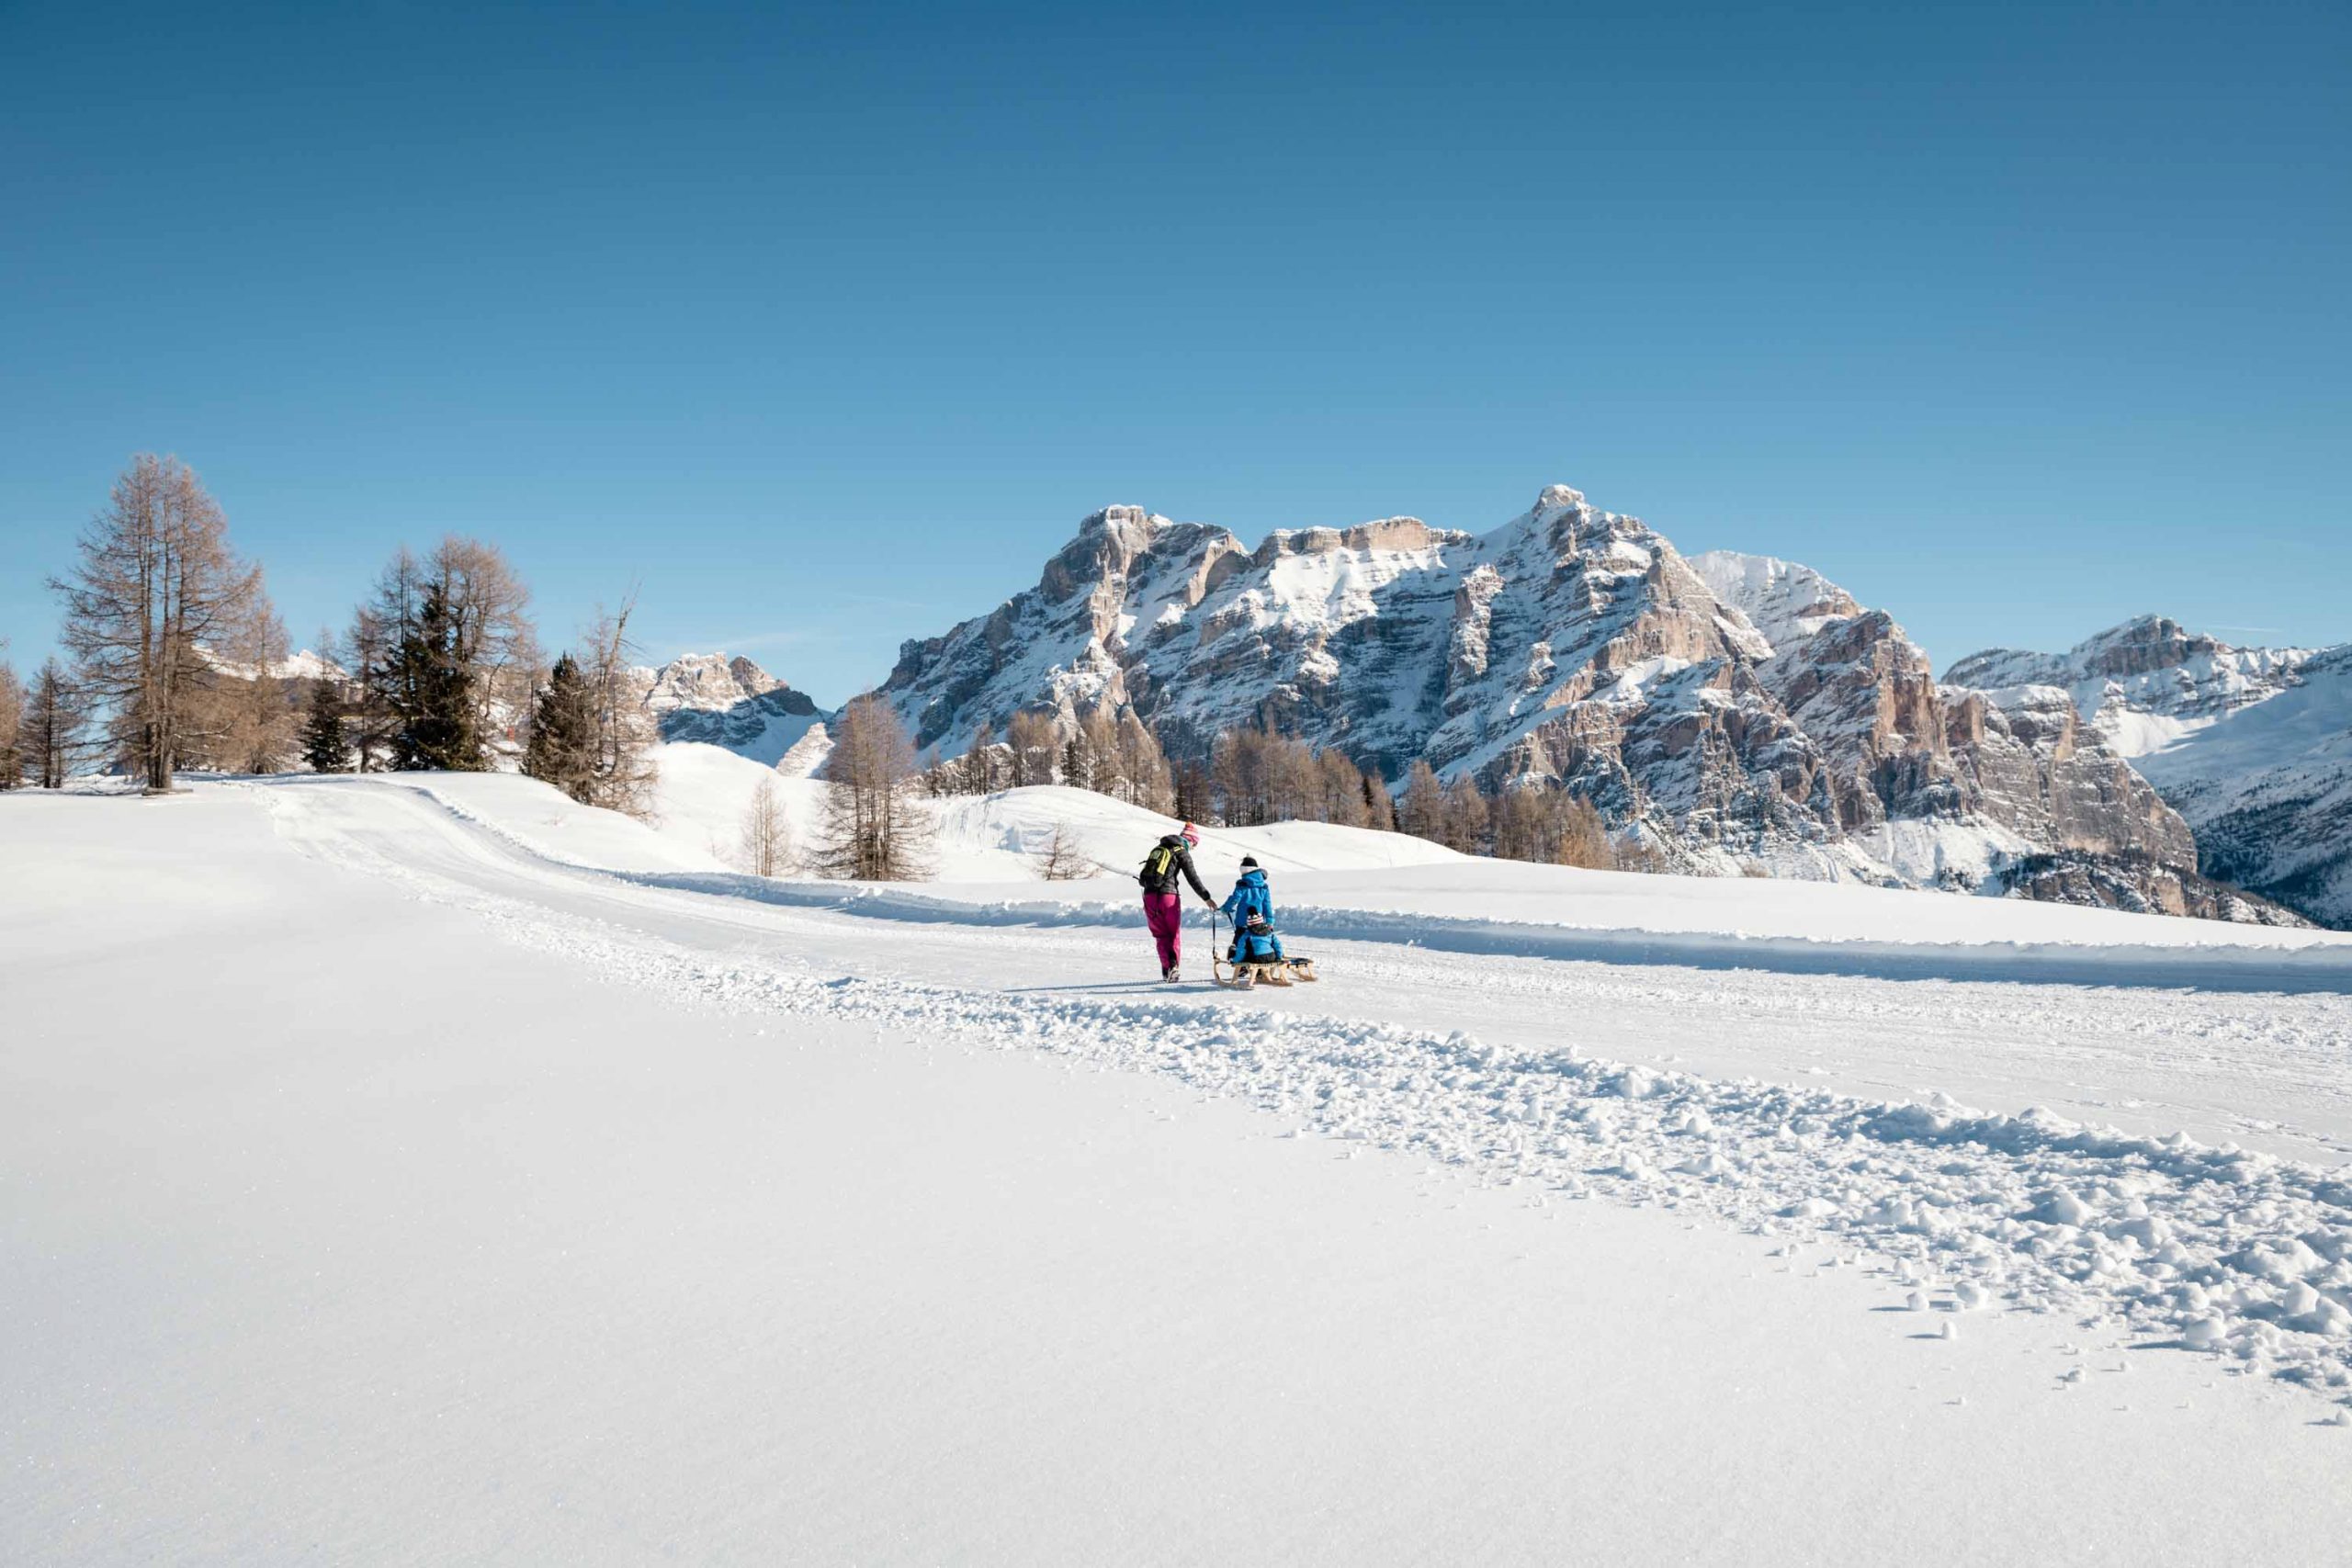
3, 0, 2345, 698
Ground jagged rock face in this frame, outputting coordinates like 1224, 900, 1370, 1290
631, 652, 823, 766
1751, 609, 1954, 832
1699, 564, 2201, 902
881, 504, 1246, 752
1942, 684, 2196, 866
1135, 513, 1467, 764
1987, 851, 2310, 926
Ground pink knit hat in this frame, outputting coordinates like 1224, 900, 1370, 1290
1180, 822, 1200, 847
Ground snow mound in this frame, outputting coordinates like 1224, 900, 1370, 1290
324, 772, 725, 875
924, 786, 1464, 884
640, 744, 1466, 882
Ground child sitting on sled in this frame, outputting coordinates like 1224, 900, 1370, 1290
1220, 857, 1286, 967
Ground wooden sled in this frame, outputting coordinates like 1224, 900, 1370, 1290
1213, 955, 1317, 988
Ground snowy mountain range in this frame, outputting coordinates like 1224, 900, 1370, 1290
194, 645, 348, 684
841, 485, 2324, 920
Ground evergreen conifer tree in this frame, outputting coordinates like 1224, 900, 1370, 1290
387, 582, 481, 770
524, 652, 598, 803
300, 678, 349, 773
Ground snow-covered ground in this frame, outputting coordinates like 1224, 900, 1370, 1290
6, 776, 2352, 1564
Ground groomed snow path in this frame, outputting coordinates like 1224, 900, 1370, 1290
4, 781, 2348, 1565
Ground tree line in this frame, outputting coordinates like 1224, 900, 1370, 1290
0, 453, 654, 811
914, 705, 1623, 872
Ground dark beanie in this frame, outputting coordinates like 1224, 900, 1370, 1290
1239, 855, 1260, 868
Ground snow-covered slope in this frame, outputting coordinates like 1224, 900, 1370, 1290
1947, 615, 2319, 758
643, 741, 1460, 884
925, 784, 1466, 883
2133, 645, 2352, 925
1689, 551, 1862, 653
1950, 621, 2351, 925
447, 753, 2348, 977
300, 771, 727, 875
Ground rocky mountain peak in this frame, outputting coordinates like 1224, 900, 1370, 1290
2070, 615, 2227, 680
639, 651, 788, 716
633, 650, 823, 766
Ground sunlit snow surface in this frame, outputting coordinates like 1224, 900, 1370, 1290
9, 771, 2352, 1562
254, 767, 2352, 1395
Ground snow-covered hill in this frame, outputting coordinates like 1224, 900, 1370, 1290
644, 741, 1460, 884
599, 501, 2343, 930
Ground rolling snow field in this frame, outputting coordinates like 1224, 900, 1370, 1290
6, 767, 2352, 1564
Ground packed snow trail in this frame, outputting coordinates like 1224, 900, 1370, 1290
263, 775, 2352, 1160
250, 776, 2352, 1402
628, 874, 2352, 993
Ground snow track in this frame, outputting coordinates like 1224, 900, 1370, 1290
619, 874, 2352, 994
252, 776, 2352, 1404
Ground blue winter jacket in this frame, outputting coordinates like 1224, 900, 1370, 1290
1221, 869, 1284, 960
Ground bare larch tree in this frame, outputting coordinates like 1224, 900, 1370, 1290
430, 536, 539, 757
581, 599, 659, 820
1031, 819, 1091, 881
50, 454, 263, 793
817, 694, 933, 880
737, 773, 794, 876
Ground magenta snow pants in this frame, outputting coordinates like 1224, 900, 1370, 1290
1143, 892, 1182, 971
